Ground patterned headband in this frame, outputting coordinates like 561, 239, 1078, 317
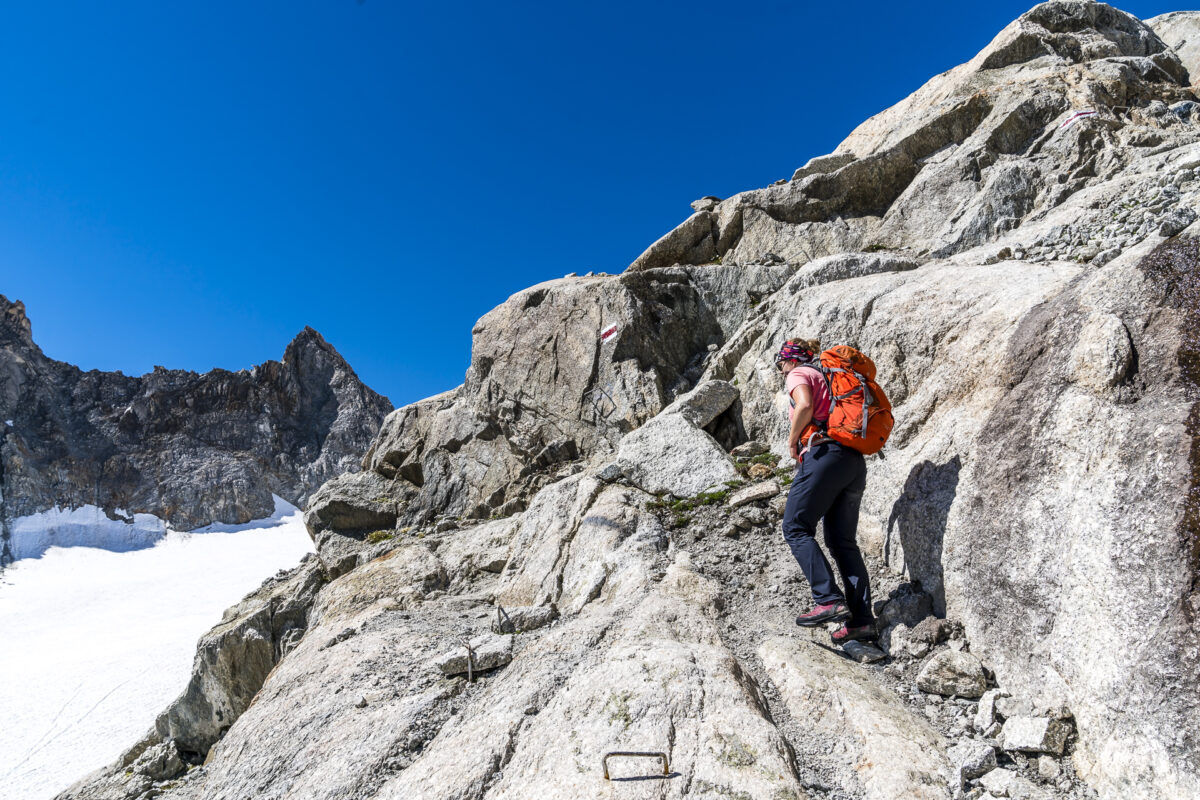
774, 342, 814, 365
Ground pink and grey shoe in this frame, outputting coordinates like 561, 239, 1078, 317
795, 602, 850, 627
830, 623, 877, 644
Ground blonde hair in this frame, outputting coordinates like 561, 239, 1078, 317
788, 337, 820, 352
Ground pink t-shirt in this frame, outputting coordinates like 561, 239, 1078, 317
786, 365, 831, 423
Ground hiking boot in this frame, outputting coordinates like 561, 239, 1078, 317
795, 602, 850, 627
830, 622, 877, 645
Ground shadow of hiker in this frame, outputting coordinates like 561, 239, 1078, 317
885, 456, 961, 616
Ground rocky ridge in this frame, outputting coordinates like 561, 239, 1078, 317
0, 296, 392, 564
59, 4, 1200, 800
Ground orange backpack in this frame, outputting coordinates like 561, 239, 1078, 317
799, 345, 893, 456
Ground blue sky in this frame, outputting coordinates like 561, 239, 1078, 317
0, 1, 1179, 407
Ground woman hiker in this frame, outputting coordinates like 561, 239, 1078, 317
775, 337, 876, 644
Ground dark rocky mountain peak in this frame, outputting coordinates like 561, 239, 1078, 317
0, 296, 393, 564
0, 294, 34, 348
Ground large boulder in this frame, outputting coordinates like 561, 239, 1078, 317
304, 469, 411, 576
761, 636, 951, 800
607, 380, 741, 497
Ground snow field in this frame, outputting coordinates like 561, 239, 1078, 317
0, 500, 315, 800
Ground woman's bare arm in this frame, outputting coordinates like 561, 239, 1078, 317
788, 383, 813, 462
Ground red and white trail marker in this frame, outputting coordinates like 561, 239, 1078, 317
600, 323, 619, 342
1059, 109, 1096, 130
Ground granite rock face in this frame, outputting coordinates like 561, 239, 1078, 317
59, 5, 1200, 800
631, 1, 1193, 272
0, 298, 392, 564
350, 263, 795, 531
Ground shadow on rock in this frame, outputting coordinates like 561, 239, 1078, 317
886, 455, 961, 615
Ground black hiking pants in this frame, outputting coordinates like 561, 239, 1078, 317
781, 441, 873, 627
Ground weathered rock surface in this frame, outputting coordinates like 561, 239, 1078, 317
435, 634, 514, 675
57, 556, 326, 799
729, 440, 768, 458
975, 688, 1010, 733
1002, 716, 1072, 755
1148, 12, 1200, 78
761, 635, 951, 799
0, 299, 391, 564
358, 270, 730, 525
878, 588, 934, 629
60, 5, 1200, 800
490, 604, 557, 634
917, 650, 990, 698
603, 380, 742, 497
156, 555, 327, 758
947, 740, 997, 789
632, 3, 1194, 272
728, 480, 779, 507
979, 766, 1051, 800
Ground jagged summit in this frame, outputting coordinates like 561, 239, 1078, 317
57, 4, 1200, 800
284, 324, 335, 357
0, 293, 34, 346
0, 296, 392, 562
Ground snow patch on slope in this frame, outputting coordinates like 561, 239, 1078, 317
10, 506, 167, 560
0, 499, 315, 800
8, 495, 299, 561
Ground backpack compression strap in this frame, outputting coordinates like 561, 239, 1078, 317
821, 366, 873, 438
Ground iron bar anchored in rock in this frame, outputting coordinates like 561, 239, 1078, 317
463, 635, 475, 683
601, 751, 670, 780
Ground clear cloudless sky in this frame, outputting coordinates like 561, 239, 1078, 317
0, 1, 1181, 407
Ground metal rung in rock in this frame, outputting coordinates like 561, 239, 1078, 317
602, 751, 670, 780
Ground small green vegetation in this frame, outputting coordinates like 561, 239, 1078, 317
714, 732, 758, 768
366, 530, 394, 544
750, 453, 781, 467
666, 490, 728, 514
603, 690, 635, 729
775, 466, 794, 482
723, 479, 746, 489
672, 512, 691, 528
692, 780, 755, 800
863, 243, 892, 253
